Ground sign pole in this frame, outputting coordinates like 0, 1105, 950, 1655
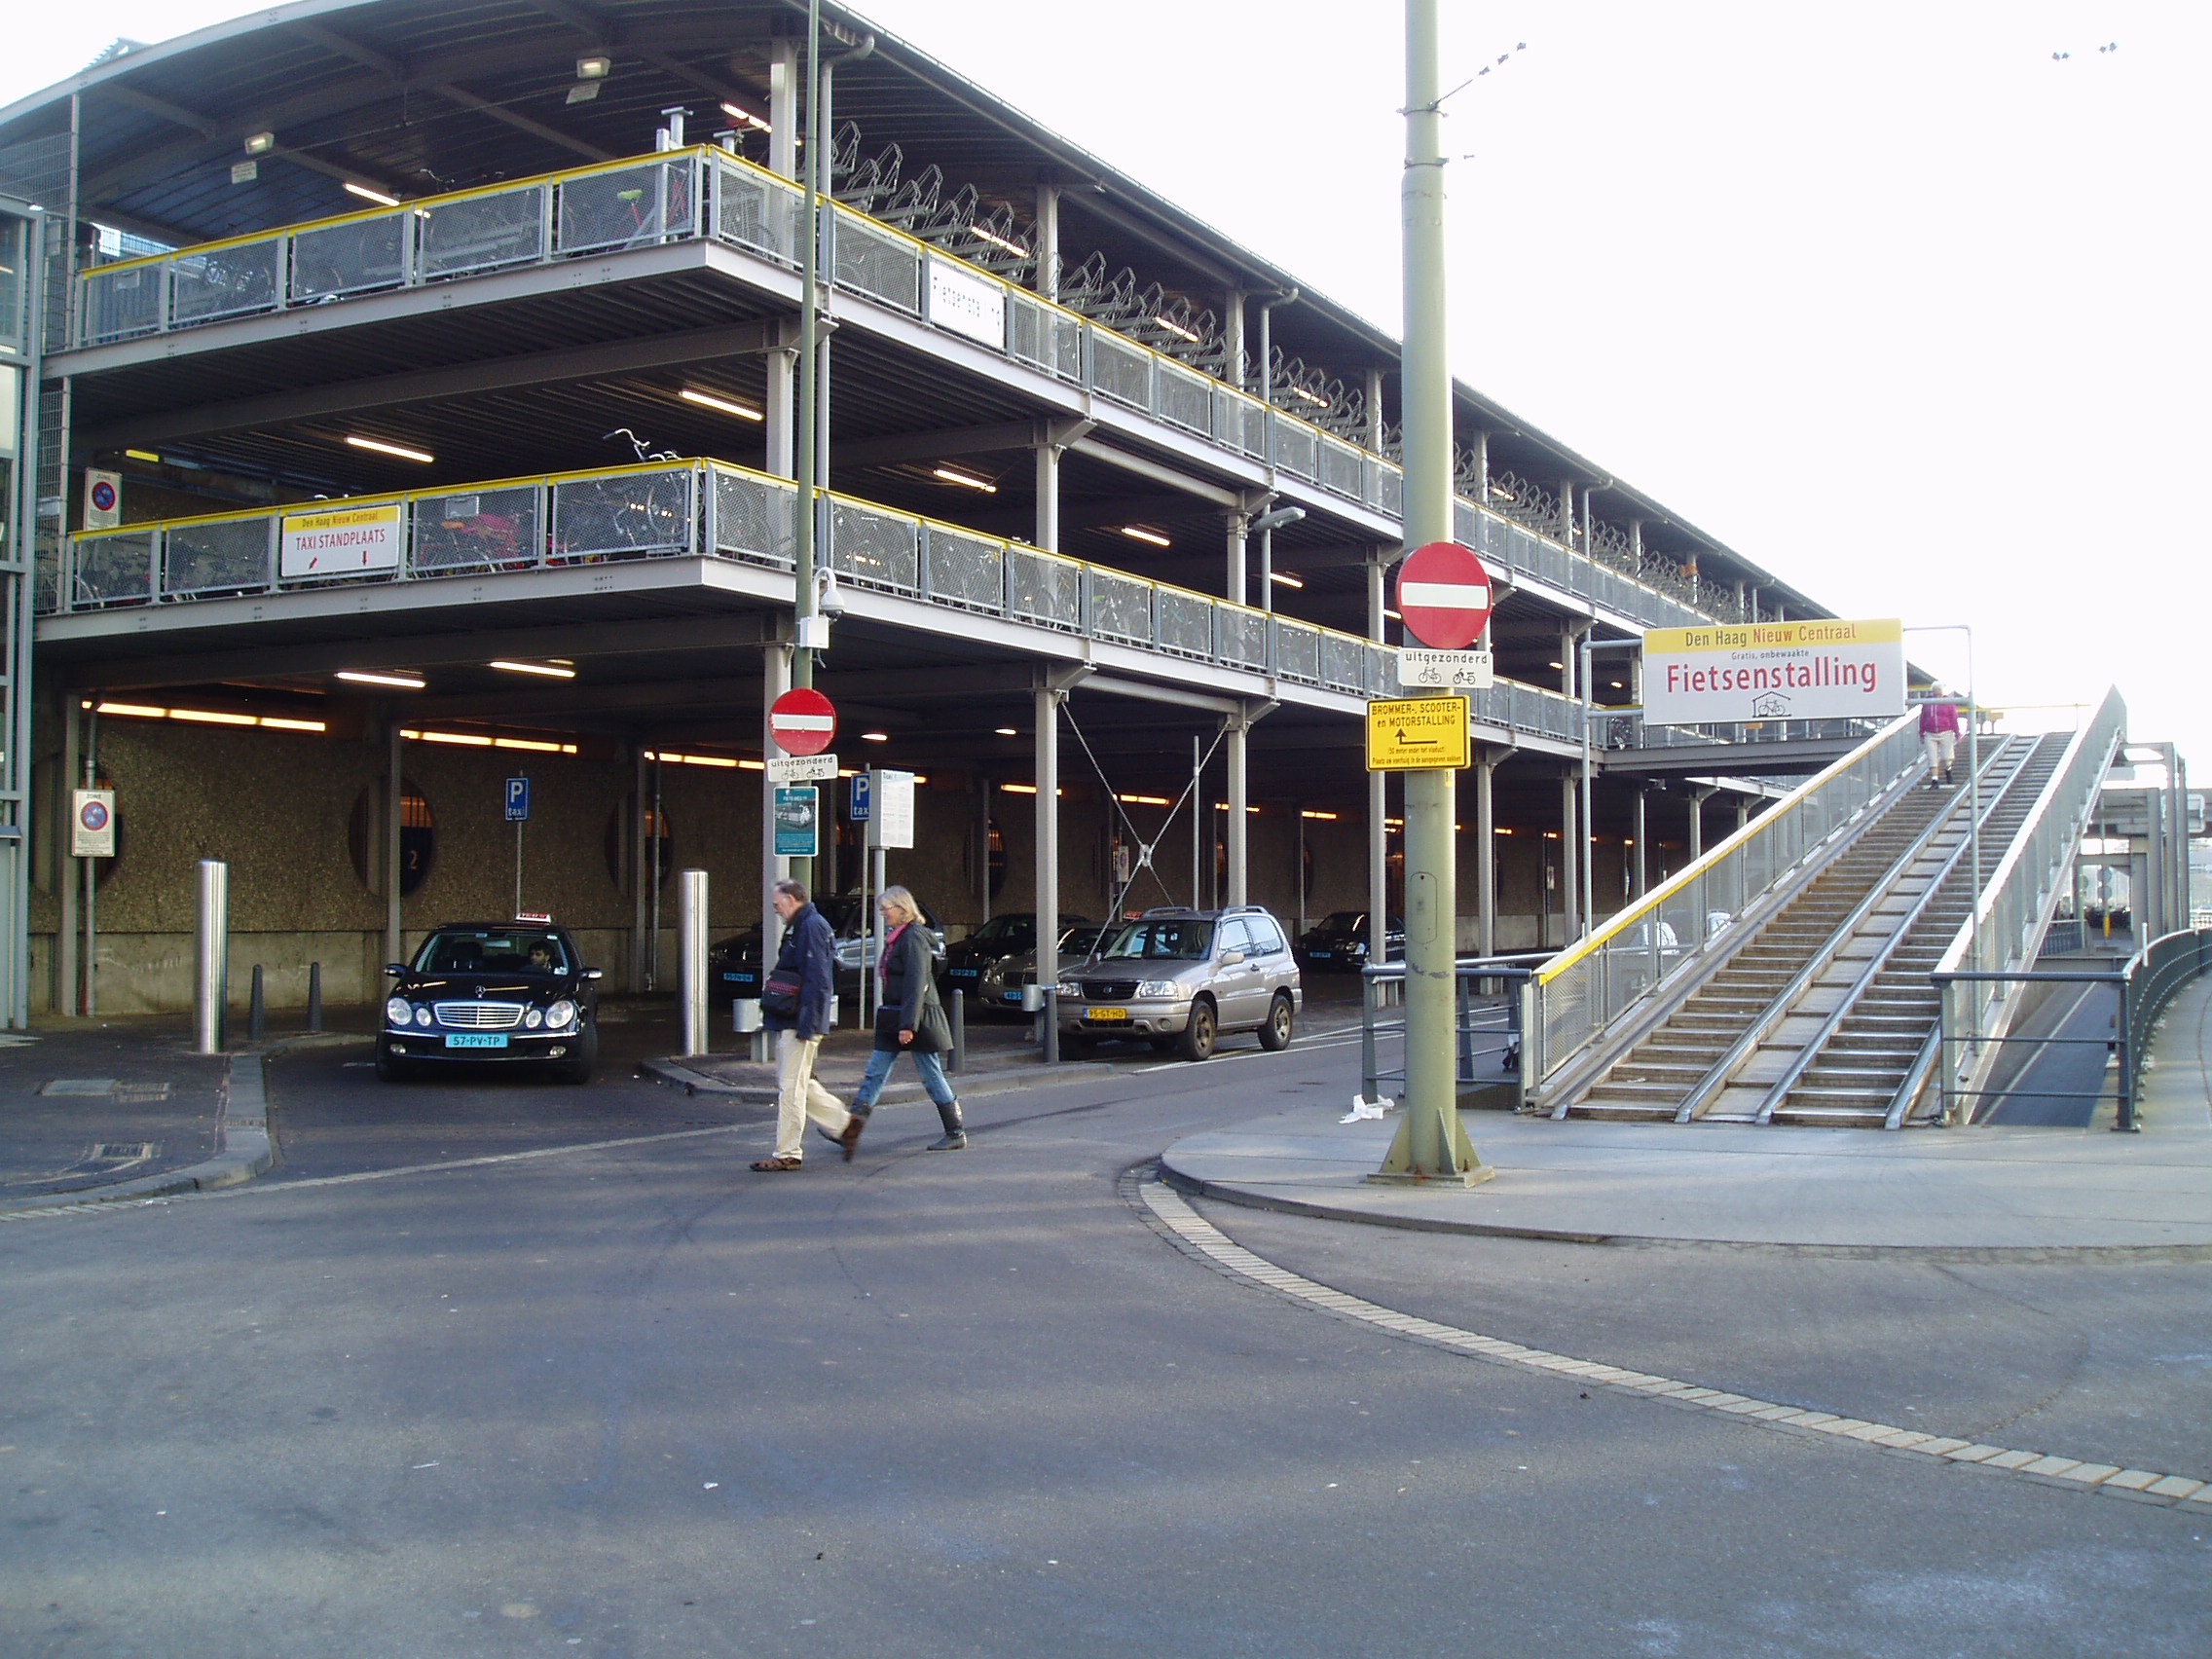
515, 819, 523, 918
1375, 0, 1486, 1185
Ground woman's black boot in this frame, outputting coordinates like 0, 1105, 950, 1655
928, 1099, 967, 1151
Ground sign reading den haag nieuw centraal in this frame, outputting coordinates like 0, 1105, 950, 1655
1641, 618, 1906, 727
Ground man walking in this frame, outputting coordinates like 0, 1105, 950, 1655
752, 879, 860, 1171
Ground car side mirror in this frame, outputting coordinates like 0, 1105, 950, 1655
1219, 949, 1246, 966
385, 963, 407, 976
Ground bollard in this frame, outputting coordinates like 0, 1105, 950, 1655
248, 964, 266, 1044
732, 995, 766, 1063
678, 868, 709, 1057
307, 962, 323, 1033
948, 987, 965, 1075
194, 860, 229, 1055
1042, 988, 1060, 1066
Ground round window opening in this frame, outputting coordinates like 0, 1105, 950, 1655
348, 781, 436, 897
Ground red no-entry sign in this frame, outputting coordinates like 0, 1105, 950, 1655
768, 687, 837, 756
1394, 540, 1493, 650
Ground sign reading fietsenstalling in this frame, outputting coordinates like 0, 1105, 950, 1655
1641, 618, 1905, 726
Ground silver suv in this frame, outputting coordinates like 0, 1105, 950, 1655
1054, 905, 1302, 1061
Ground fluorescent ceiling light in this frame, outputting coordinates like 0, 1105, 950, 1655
1151, 313, 1200, 345
1382, 608, 1402, 620
995, 727, 1018, 736
1120, 526, 1171, 548
1300, 810, 1339, 821
94, 702, 167, 719
1269, 571, 1304, 589
931, 466, 997, 493
680, 387, 763, 422
243, 130, 276, 156
968, 224, 1028, 257
862, 731, 890, 743
1491, 485, 1518, 503
337, 669, 426, 689
576, 55, 611, 79
1291, 387, 1329, 407
344, 181, 399, 207
567, 83, 602, 104
124, 449, 160, 463
260, 717, 327, 732
719, 102, 771, 131
166, 709, 260, 725
490, 659, 576, 679
345, 435, 434, 463
1117, 793, 1170, 806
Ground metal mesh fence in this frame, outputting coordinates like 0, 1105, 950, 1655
712, 468, 796, 566
1217, 607, 1269, 672
290, 212, 408, 303
1087, 567, 1153, 645
1270, 418, 1317, 481
713, 161, 801, 266
922, 526, 1005, 611
73, 531, 156, 607
419, 185, 547, 280
830, 498, 920, 591
1319, 437, 1364, 499
1320, 633, 1368, 694
1214, 387, 1268, 458
559, 160, 697, 256
1007, 293, 1082, 379
1272, 618, 1322, 683
1088, 331, 1152, 409
1007, 547, 1081, 631
411, 486, 543, 573
79, 263, 161, 344
1155, 360, 1213, 435
1157, 588, 1214, 659
164, 516, 273, 596
169, 238, 282, 329
832, 213, 920, 313
551, 468, 694, 561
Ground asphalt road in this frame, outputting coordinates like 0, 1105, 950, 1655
3, 1018, 2206, 1657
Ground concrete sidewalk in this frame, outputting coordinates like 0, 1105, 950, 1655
1161, 973, 2212, 1257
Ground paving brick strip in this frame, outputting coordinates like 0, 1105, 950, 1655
1129, 1168, 2212, 1514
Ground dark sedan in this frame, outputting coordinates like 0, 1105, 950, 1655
939, 911, 1091, 1001
1294, 911, 1405, 972
379, 922, 602, 1083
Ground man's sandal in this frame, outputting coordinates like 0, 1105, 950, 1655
750, 1156, 803, 1172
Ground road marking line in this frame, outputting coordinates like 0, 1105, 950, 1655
1131, 1172, 2211, 1511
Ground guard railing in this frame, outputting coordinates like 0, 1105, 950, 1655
72, 146, 1734, 634
1360, 955, 1545, 1109
1930, 687, 2125, 1121
1521, 708, 1925, 1098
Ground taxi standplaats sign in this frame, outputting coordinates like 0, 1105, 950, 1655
1641, 618, 1906, 727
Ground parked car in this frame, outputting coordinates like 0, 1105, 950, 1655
940, 910, 1092, 1001
379, 921, 602, 1083
971, 923, 1114, 1013
1294, 910, 1404, 972
1054, 905, 1302, 1061
708, 893, 945, 1004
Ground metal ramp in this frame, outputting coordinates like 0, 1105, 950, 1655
1559, 732, 2069, 1125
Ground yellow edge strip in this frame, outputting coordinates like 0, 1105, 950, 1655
1534, 709, 1920, 984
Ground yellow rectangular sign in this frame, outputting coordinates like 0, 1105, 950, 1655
1366, 695, 1471, 771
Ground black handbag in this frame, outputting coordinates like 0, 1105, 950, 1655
875, 994, 951, 1053
761, 967, 802, 1019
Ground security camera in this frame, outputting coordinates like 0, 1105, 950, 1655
814, 565, 847, 615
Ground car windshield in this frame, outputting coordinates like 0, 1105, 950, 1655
417, 930, 569, 975
1318, 911, 1366, 933
1059, 926, 1110, 954
972, 915, 1032, 946
1099, 918, 1214, 960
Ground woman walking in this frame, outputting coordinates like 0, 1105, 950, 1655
849, 886, 966, 1151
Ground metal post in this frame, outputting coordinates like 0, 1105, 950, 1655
788, 0, 826, 896
1226, 713, 1249, 906
679, 868, 709, 1055
55, 692, 78, 1014
1034, 438, 1059, 552
761, 645, 793, 975
1035, 682, 1060, 1065
867, 840, 887, 1021
80, 706, 96, 1016
513, 815, 524, 919
1375, 0, 1485, 1185
1688, 786, 1713, 861
1258, 525, 1274, 612
1225, 510, 1248, 607
1034, 180, 1060, 298
248, 964, 265, 1044
308, 962, 323, 1033
385, 721, 402, 972
1192, 735, 1203, 906
194, 860, 228, 1055
1560, 775, 1579, 942
1632, 790, 1648, 900
1475, 749, 1495, 957
949, 985, 966, 1074
648, 752, 664, 990
1296, 802, 1308, 937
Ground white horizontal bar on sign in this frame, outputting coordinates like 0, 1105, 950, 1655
769, 714, 834, 731
1398, 581, 1491, 610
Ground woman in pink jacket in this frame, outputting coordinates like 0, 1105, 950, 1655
1919, 695, 1961, 787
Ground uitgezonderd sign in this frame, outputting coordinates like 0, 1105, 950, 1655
1641, 618, 1905, 726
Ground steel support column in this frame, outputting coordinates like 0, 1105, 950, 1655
1560, 774, 1579, 942
386, 719, 403, 971
1368, 551, 1389, 962
1475, 748, 1496, 957
1034, 681, 1063, 1062
1225, 510, 1248, 606
1034, 179, 1060, 298
1226, 714, 1249, 907
1632, 789, 1648, 900
761, 643, 793, 973
1034, 439, 1059, 552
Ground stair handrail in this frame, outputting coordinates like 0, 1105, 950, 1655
1659, 740, 2016, 1124
1932, 687, 2127, 1122
1750, 736, 2041, 1123
1522, 709, 1922, 1098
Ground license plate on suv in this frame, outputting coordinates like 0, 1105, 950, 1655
1085, 1008, 1129, 1022
446, 1033, 508, 1050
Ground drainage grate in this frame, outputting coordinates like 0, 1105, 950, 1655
42, 1078, 118, 1096
85, 1143, 157, 1163
112, 1084, 171, 1103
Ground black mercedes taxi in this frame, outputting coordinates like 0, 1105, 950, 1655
378, 920, 602, 1083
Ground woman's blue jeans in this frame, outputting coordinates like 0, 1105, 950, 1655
851, 1043, 956, 1115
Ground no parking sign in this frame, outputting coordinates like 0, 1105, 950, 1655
72, 790, 116, 858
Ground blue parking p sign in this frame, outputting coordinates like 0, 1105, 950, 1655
850, 771, 872, 822
504, 777, 531, 822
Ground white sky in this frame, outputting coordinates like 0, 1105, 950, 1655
8, 1, 2205, 776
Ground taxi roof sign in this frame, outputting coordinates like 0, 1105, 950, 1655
1365, 695, 1471, 771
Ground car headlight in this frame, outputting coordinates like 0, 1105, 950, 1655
385, 997, 412, 1026
1054, 981, 1083, 1000
1137, 979, 1185, 999
547, 1000, 577, 1030
413, 1006, 432, 1027
525, 1008, 544, 1029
